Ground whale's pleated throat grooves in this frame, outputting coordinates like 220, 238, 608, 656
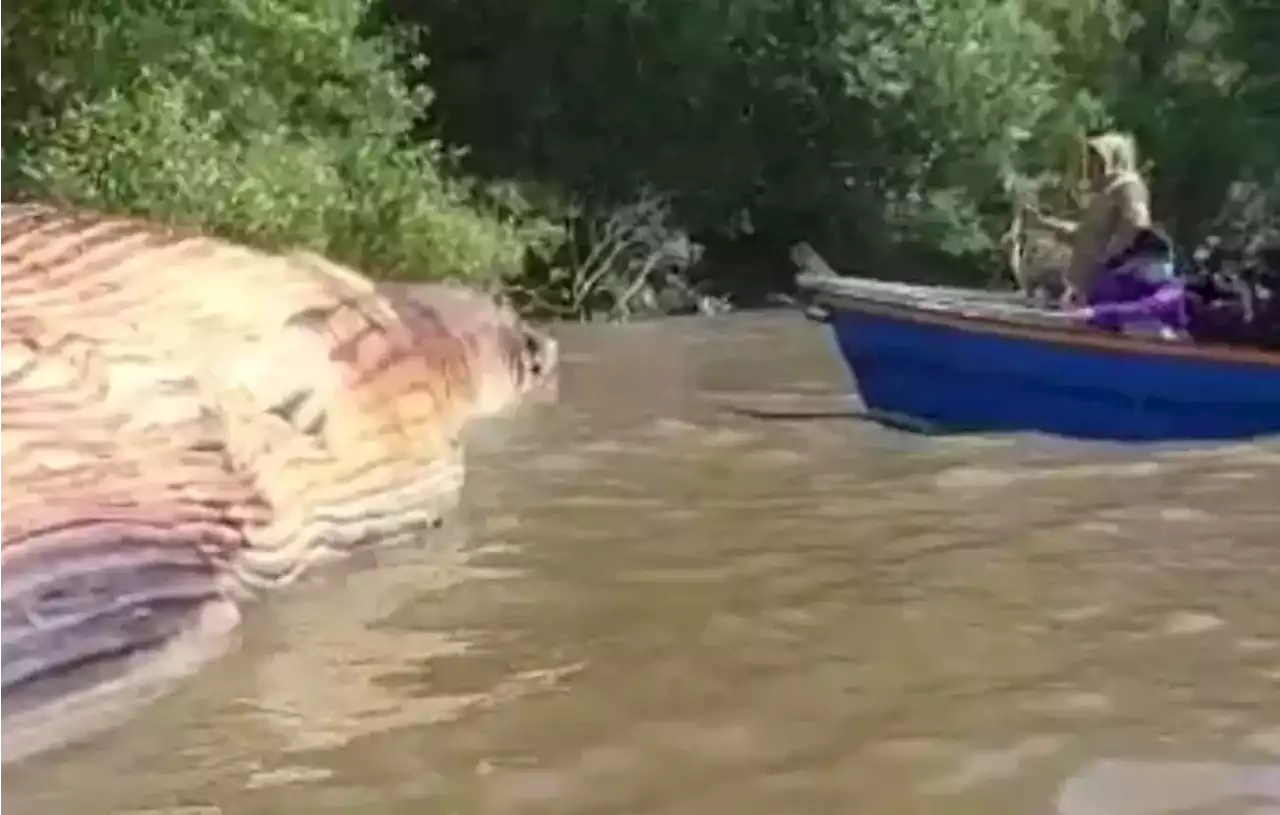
1, 203, 557, 761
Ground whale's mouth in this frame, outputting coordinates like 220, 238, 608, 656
0, 520, 244, 766
1, 595, 241, 765
0, 459, 469, 764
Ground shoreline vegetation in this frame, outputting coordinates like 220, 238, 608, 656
4, 0, 1277, 322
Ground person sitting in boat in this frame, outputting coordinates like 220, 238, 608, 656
1026, 132, 1189, 340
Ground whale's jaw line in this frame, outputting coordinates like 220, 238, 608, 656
1, 598, 241, 766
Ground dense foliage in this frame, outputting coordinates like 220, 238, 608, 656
2, 0, 558, 285
5, 0, 1277, 318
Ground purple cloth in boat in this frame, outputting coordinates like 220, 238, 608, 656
1078, 259, 1189, 333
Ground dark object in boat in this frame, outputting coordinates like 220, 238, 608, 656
1182, 243, 1280, 351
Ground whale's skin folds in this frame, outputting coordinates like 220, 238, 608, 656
0, 203, 557, 762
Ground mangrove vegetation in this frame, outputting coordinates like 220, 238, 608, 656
4, 0, 1277, 318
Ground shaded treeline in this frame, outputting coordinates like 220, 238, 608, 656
4, 0, 1277, 319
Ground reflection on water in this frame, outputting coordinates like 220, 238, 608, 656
4, 312, 1280, 814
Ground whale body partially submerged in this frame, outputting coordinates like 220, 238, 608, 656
0, 203, 557, 763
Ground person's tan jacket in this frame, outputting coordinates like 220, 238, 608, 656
1036, 133, 1153, 297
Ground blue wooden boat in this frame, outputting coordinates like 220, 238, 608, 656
793, 246, 1280, 441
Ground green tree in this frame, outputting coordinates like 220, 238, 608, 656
8, 0, 1273, 314
1028, 0, 1278, 249
395, 0, 1101, 290
3, 0, 559, 283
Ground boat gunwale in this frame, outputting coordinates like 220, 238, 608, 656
799, 276, 1280, 370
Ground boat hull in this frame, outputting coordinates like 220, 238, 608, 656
826, 303, 1280, 440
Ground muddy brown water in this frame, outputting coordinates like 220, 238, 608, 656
5, 312, 1280, 814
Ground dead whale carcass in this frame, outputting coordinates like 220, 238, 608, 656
0, 203, 557, 762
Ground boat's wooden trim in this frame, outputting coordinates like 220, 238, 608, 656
791, 243, 1280, 369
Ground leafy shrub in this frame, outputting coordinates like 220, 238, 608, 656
3, 0, 560, 283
